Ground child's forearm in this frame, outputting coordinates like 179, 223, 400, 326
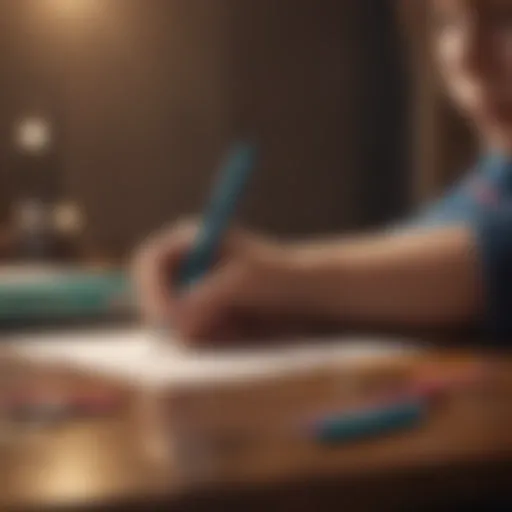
288, 226, 483, 328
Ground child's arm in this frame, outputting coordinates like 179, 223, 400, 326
290, 226, 482, 328
134, 210, 512, 341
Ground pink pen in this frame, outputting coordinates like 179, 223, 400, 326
378, 363, 487, 405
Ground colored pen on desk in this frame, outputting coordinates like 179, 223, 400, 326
307, 368, 485, 445
177, 142, 257, 288
308, 397, 426, 444
0, 389, 123, 424
377, 364, 486, 405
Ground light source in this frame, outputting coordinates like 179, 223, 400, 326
14, 117, 53, 155
43, 0, 101, 20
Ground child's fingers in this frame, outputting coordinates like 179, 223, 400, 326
177, 262, 252, 342
131, 221, 198, 323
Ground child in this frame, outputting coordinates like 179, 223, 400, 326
134, 0, 512, 343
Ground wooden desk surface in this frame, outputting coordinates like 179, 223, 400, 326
1, 344, 511, 511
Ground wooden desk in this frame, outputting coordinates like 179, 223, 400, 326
1, 346, 511, 511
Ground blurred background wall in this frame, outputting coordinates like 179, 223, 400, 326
0, 0, 470, 258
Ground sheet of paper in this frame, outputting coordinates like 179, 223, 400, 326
7, 327, 421, 389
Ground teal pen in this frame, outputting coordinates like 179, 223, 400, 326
177, 142, 257, 288
309, 398, 426, 444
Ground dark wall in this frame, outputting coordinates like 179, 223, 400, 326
359, 0, 410, 225
226, 0, 368, 235
0, 0, 407, 254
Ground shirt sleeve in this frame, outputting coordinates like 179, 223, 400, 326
472, 205, 512, 339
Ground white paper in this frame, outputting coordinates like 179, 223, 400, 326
7, 327, 421, 389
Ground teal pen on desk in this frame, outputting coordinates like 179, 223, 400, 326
309, 398, 426, 444
306, 368, 482, 444
177, 142, 257, 288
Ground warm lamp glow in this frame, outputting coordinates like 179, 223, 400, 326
45, 0, 101, 20
14, 117, 53, 155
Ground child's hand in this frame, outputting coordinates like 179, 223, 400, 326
132, 220, 309, 344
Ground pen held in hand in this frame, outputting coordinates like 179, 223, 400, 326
177, 142, 257, 289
